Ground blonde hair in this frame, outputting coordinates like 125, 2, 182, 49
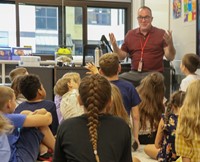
0, 86, 15, 111
177, 80, 200, 144
0, 113, 13, 134
54, 72, 81, 96
0, 86, 14, 134
105, 84, 130, 125
9, 67, 28, 82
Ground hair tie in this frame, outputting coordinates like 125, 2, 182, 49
94, 150, 97, 155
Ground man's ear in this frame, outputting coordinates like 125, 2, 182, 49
99, 69, 104, 75
77, 95, 83, 106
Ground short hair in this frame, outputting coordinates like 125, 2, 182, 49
99, 53, 119, 77
9, 67, 28, 82
0, 86, 14, 110
54, 72, 80, 96
138, 6, 152, 16
19, 74, 42, 100
182, 53, 200, 73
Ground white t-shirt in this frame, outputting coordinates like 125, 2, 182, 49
180, 74, 200, 92
60, 89, 84, 120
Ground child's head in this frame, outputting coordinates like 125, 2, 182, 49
168, 90, 185, 110
177, 80, 200, 142
180, 53, 200, 74
19, 74, 46, 101
137, 72, 165, 131
9, 67, 28, 82
11, 75, 24, 98
54, 72, 81, 96
78, 74, 111, 161
0, 86, 16, 114
105, 83, 130, 125
164, 90, 185, 125
99, 53, 120, 77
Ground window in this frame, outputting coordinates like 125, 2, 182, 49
0, 3, 16, 47
36, 7, 58, 30
88, 8, 111, 25
19, 5, 59, 54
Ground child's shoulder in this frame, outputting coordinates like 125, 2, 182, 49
5, 113, 26, 127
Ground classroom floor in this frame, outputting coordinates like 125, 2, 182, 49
132, 145, 157, 162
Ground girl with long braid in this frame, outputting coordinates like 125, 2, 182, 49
53, 74, 132, 162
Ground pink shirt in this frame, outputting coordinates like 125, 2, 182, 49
121, 26, 167, 72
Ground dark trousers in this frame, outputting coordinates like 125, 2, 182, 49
119, 71, 153, 87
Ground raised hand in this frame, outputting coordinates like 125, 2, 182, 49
163, 30, 173, 45
85, 62, 99, 75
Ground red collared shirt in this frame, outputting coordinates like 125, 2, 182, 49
121, 26, 167, 72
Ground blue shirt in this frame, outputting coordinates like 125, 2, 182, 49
0, 133, 11, 162
5, 114, 26, 162
111, 79, 141, 115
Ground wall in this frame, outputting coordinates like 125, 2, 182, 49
132, 0, 196, 74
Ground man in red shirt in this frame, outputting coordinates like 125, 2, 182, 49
109, 6, 176, 86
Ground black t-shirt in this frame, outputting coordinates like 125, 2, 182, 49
53, 114, 132, 162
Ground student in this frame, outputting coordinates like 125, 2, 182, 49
136, 72, 165, 144
0, 86, 55, 162
0, 113, 13, 162
106, 83, 131, 126
143, 90, 185, 161
14, 74, 59, 136
53, 74, 132, 162
179, 53, 200, 92
11, 75, 27, 107
85, 53, 141, 147
54, 72, 84, 123
175, 80, 200, 162
9, 67, 28, 82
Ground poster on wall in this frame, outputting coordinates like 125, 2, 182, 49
173, 0, 181, 19
184, 0, 196, 22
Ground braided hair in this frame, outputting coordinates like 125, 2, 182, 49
79, 74, 111, 162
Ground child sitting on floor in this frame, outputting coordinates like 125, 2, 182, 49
143, 90, 185, 161
0, 86, 55, 162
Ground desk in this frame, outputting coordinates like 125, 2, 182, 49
0, 60, 56, 85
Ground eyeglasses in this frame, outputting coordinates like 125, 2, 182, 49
137, 16, 152, 21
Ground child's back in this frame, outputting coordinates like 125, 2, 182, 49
15, 100, 58, 135
176, 80, 200, 162
143, 90, 185, 162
